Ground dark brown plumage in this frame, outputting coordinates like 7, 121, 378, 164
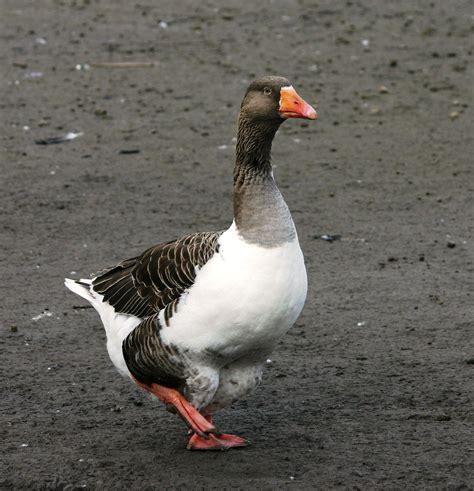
92, 231, 222, 321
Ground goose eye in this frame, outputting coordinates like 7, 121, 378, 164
263, 87, 272, 96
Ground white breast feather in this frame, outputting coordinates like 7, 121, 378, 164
160, 222, 307, 358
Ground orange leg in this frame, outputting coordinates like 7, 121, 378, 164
132, 377, 217, 438
187, 415, 249, 451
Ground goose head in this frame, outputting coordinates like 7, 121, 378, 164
239, 76, 317, 122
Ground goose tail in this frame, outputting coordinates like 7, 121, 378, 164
64, 278, 97, 305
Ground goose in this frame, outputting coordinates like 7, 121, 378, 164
65, 76, 317, 450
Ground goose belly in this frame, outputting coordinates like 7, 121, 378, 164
160, 226, 307, 360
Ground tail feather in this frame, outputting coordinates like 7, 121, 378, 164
65, 278, 96, 305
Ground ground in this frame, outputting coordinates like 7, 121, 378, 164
1, 0, 473, 489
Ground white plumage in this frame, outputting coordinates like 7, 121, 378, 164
161, 222, 307, 357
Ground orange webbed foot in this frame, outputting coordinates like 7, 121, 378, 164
187, 432, 249, 451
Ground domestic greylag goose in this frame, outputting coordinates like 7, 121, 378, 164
65, 76, 317, 450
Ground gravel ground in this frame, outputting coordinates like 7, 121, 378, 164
1, 0, 473, 489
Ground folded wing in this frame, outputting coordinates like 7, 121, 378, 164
92, 231, 223, 320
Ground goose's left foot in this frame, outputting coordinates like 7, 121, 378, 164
187, 432, 249, 451
187, 414, 248, 450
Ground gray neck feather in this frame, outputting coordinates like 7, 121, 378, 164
233, 117, 295, 247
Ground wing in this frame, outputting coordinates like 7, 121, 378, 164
92, 231, 223, 320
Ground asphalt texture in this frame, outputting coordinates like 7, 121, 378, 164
1, 1, 473, 489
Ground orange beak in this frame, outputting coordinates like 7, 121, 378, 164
279, 86, 317, 120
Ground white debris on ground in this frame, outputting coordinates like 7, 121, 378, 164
65, 132, 83, 141
32, 311, 53, 321
24, 71, 44, 79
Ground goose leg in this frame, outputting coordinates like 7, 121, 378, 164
187, 415, 249, 451
132, 377, 217, 438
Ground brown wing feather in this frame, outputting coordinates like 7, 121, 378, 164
92, 231, 222, 319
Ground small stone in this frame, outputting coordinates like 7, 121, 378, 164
449, 111, 460, 120
10, 326, 18, 332
118, 149, 141, 155
447, 241, 456, 249
94, 108, 108, 118
378, 85, 389, 93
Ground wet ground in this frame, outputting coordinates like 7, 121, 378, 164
1, 0, 473, 489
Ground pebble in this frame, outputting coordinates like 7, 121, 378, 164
319, 234, 341, 242
119, 149, 140, 155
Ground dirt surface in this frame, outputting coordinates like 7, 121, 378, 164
1, 0, 473, 489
